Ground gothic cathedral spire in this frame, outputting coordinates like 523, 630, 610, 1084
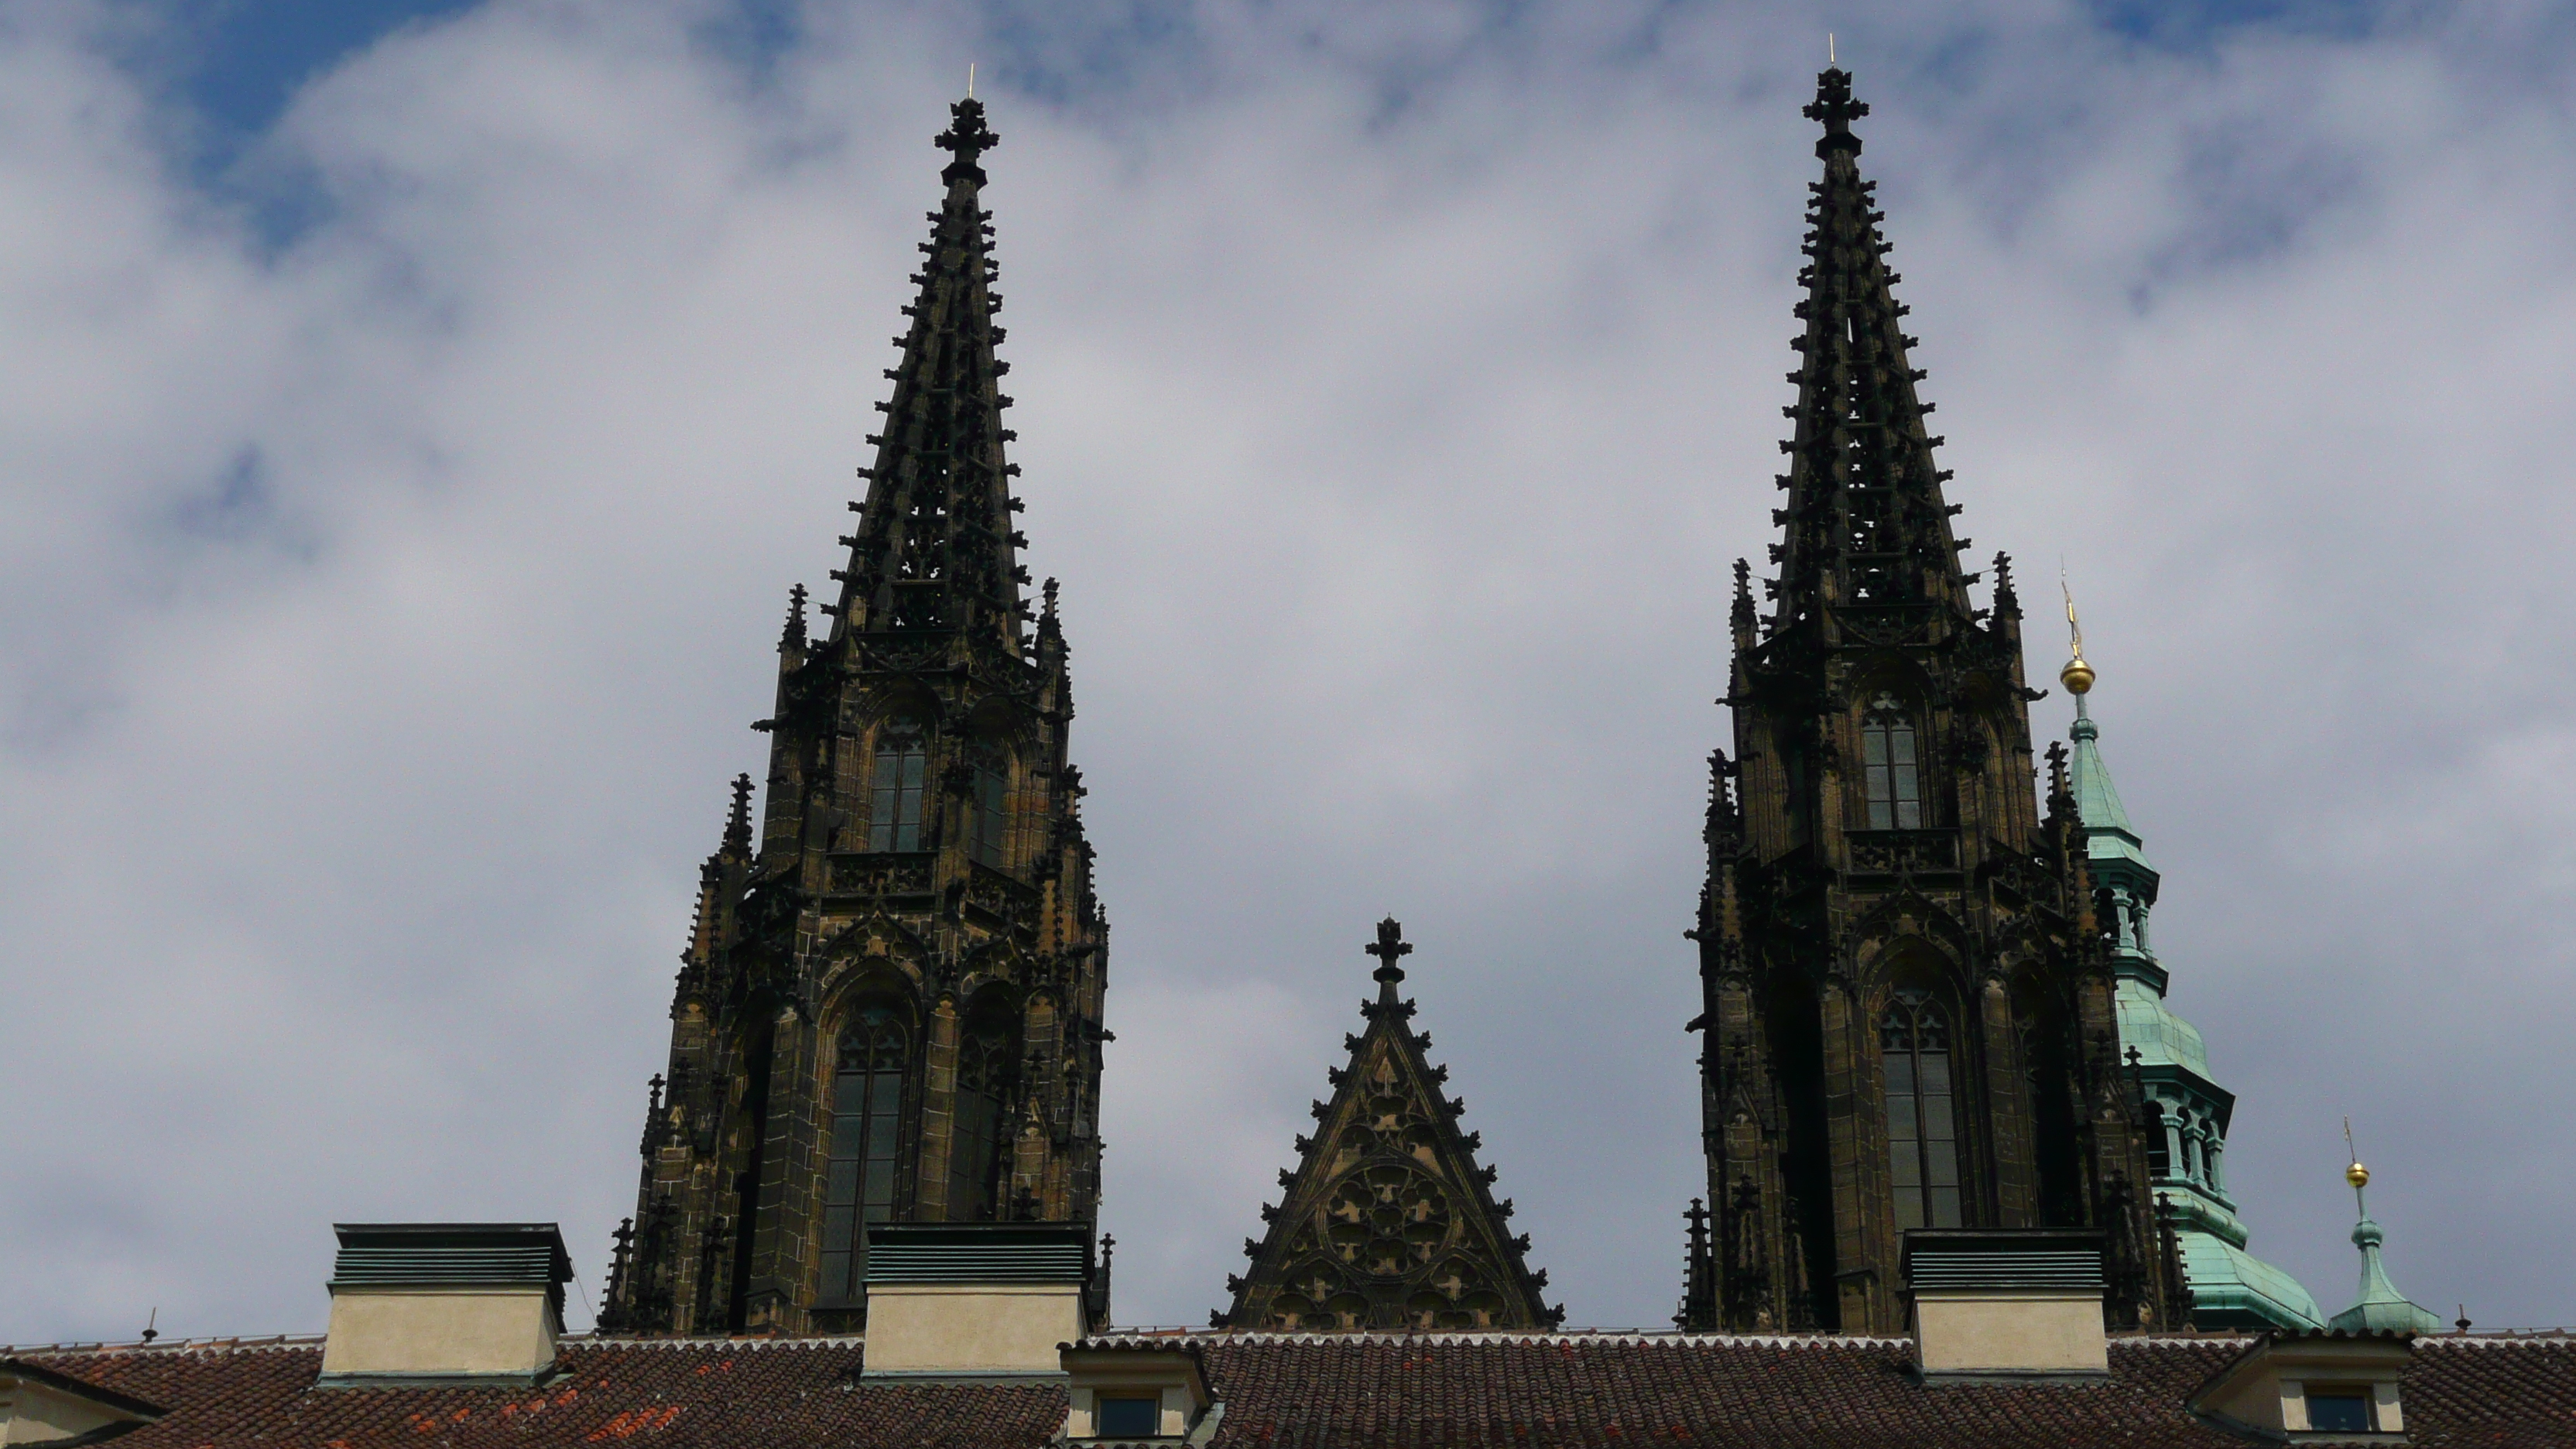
1682, 67, 2183, 1336
600, 96, 1110, 1338
829, 98, 1030, 652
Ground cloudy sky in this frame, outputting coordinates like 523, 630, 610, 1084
5, 0, 2573, 1344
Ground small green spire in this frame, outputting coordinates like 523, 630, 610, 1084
2060, 581, 2146, 872
2069, 698, 2149, 869
2328, 1142, 2447, 1334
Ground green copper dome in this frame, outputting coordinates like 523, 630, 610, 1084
2115, 978, 2212, 1082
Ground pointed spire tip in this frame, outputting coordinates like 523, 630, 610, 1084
1804, 63, 1868, 157
937, 94, 999, 183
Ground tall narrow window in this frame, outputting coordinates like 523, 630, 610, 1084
819, 1009, 908, 1303
1882, 990, 1962, 1230
947, 1023, 1012, 1220
968, 752, 1009, 869
1861, 697, 1922, 830
868, 719, 928, 851
2145, 1101, 2175, 1180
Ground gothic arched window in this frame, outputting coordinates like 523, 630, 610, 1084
819, 1008, 908, 1303
868, 718, 928, 851
1861, 697, 1923, 830
1882, 989, 1963, 1230
947, 1020, 1015, 1220
967, 746, 1010, 869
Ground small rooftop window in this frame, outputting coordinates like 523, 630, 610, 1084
1095, 1394, 1160, 1437
2304, 1388, 2374, 1433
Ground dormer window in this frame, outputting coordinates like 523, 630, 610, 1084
2190, 1331, 2413, 1443
1062, 1344, 1216, 1443
1861, 696, 1922, 829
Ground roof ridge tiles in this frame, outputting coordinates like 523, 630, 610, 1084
1077, 1330, 1919, 1349
3, 1334, 324, 1355
567, 1334, 868, 1350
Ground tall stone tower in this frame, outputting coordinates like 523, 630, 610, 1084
1679, 68, 2181, 1337
598, 97, 1110, 1336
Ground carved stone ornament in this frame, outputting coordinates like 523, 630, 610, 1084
1224, 920, 1560, 1332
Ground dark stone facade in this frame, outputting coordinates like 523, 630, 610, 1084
1224, 921, 1560, 1331
1679, 70, 2184, 1336
597, 98, 1109, 1336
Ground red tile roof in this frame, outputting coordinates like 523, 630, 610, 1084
8, 1338, 1061, 1449
11, 1330, 2572, 1448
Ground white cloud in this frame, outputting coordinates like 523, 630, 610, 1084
3, 0, 2572, 1343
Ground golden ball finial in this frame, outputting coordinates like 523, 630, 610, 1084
2346, 1160, 2370, 1190
2060, 655, 2095, 695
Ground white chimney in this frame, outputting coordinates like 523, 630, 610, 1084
859, 1224, 1094, 1379
317, 1223, 572, 1386
1905, 1229, 2110, 1382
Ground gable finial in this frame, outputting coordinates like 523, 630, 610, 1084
1365, 916, 1413, 998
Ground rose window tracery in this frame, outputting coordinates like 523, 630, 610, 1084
1324, 1164, 1450, 1278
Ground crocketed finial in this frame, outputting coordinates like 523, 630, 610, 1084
1804, 66, 1868, 158
782, 582, 808, 651
724, 772, 753, 851
1992, 551, 2020, 619
1365, 916, 1413, 998
1731, 557, 1756, 633
937, 95, 999, 184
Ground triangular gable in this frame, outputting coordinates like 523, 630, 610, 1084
1223, 920, 1560, 1331
0, 1356, 166, 1445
